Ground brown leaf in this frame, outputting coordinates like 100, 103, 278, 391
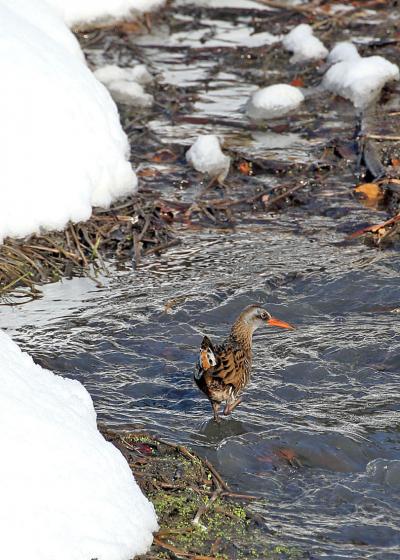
137, 167, 159, 178
238, 161, 252, 175
354, 182, 383, 208
151, 148, 178, 163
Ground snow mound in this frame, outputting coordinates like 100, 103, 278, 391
0, 0, 137, 242
107, 80, 154, 106
94, 64, 154, 106
44, 0, 166, 27
283, 23, 328, 63
95, 64, 153, 86
0, 329, 158, 560
246, 84, 304, 120
186, 135, 230, 181
323, 43, 399, 108
327, 41, 359, 64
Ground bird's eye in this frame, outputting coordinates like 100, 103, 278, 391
260, 311, 267, 319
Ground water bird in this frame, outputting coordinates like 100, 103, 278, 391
194, 305, 294, 422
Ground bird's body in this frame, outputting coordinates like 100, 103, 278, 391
194, 305, 294, 422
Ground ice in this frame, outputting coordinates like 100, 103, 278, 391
0, 0, 137, 241
246, 84, 305, 120
186, 135, 230, 181
0, 329, 158, 560
94, 64, 154, 106
45, 0, 166, 26
283, 23, 328, 63
323, 42, 399, 109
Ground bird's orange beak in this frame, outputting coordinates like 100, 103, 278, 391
267, 317, 294, 330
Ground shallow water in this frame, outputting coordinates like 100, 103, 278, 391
5, 3, 400, 559
4, 214, 400, 559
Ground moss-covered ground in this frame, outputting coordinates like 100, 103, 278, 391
102, 428, 305, 560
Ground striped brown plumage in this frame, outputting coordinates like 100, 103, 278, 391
194, 304, 294, 422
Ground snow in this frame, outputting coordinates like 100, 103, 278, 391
95, 64, 153, 85
246, 84, 305, 120
282, 23, 328, 63
0, 0, 137, 242
107, 80, 154, 106
44, 0, 166, 27
186, 135, 230, 181
0, 329, 158, 560
323, 42, 399, 108
94, 64, 154, 106
327, 41, 359, 64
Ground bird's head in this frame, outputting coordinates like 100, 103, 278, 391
239, 304, 294, 332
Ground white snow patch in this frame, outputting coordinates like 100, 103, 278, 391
0, 329, 158, 560
283, 23, 328, 63
323, 42, 399, 108
108, 80, 154, 106
94, 64, 154, 106
0, 0, 137, 242
246, 84, 305, 119
95, 64, 153, 85
186, 135, 230, 181
44, 0, 166, 27
327, 41, 359, 64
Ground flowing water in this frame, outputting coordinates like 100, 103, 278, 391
4, 3, 400, 559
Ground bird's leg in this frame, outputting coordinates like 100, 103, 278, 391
223, 397, 242, 416
212, 401, 221, 423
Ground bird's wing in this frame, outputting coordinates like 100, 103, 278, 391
210, 344, 245, 387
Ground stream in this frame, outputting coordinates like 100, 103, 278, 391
4, 2, 400, 559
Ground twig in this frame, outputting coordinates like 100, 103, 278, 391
70, 224, 89, 267
366, 134, 400, 142
193, 487, 222, 526
153, 536, 218, 560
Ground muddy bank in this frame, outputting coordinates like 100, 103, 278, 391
103, 427, 303, 559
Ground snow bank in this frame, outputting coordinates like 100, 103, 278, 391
283, 23, 328, 63
94, 64, 154, 106
0, 329, 158, 560
44, 0, 166, 27
0, 0, 137, 241
246, 84, 304, 120
323, 42, 399, 108
186, 135, 230, 181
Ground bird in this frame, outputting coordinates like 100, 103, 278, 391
194, 304, 294, 422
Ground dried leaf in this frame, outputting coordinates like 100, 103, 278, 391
290, 76, 304, 87
354, 182, 383, 208
137, 167, 159, 178
238, 161, 252, 175
151, 148, 178, 163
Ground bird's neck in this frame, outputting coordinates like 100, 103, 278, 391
230, 319, 255, 353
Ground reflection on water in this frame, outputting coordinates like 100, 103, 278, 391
4, 217, 400, 558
